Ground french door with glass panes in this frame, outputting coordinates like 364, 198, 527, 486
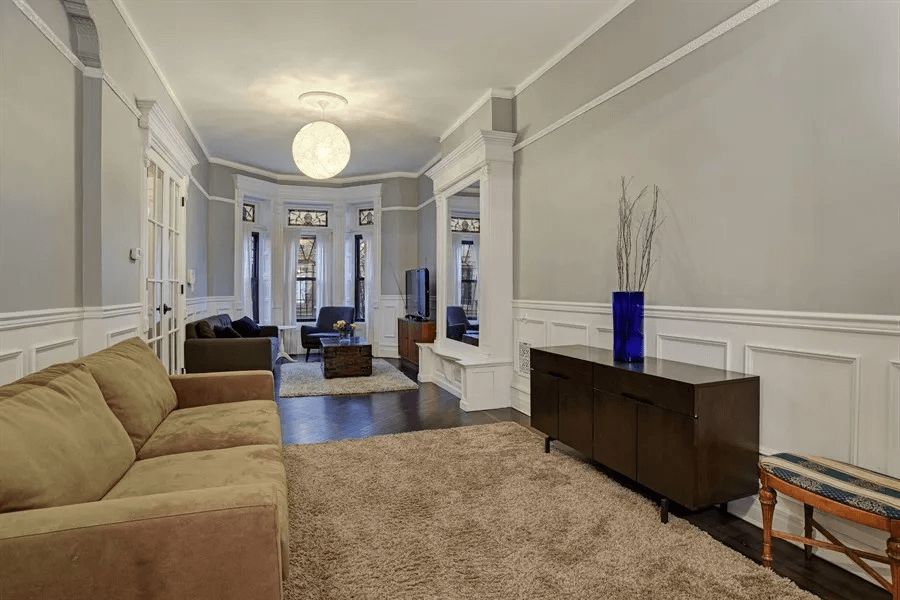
144, 152, 186, 374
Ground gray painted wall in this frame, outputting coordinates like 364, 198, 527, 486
207, 200, 235, 296
1, 0, 210, 312
381, 211, 418, 296
100, 86, 142, 305
417, 174, 436, 281
0, 0, 81, 312
186, 184, 208, 298
513, 0, 900, 314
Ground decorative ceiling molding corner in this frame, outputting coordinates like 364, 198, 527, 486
439, 88, 515, 143
110, 0, 212, 161
427, 130, 516, 193
137, 99, 199, 177
513, 0, 634, 97
211, 157, 417, 185
61, 0, 101, 69
189, 173, 211, 200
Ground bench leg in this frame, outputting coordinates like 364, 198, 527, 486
888, 537, 899, 600
760, 486, 777, 568
804, 504, 814, 560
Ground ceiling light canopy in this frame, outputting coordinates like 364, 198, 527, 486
292, 91, 351, 180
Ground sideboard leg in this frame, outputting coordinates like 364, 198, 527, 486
544, 436, 553, 453
660, 498, 669, 524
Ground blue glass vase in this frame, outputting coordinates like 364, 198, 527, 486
612, 291, 644, 362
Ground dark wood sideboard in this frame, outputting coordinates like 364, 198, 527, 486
397, 318, 436, 366
530, 345, 760, 522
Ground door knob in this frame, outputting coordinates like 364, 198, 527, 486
162, 304, 172, 314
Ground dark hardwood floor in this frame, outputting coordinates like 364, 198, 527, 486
277, 356, 889, 600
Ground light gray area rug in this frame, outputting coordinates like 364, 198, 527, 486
279, 359, 418, 397
282, 422, 817, 600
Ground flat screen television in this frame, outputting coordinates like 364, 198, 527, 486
405, 268, 430, 320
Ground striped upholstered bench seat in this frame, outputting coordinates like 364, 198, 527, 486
758, 453, 900, 599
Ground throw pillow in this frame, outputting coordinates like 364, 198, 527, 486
214, 326, 242, 338
232, 316, 261, 338
195, 320, 216, 338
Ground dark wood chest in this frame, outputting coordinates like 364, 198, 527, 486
530, 345, 760, 511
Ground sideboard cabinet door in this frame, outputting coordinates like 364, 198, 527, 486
636, 403, 696, 509
593, 391, 637, 480
530, 370, 558, 438
558, 379, 593, 457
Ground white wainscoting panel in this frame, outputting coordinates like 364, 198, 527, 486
890, 361, 900, 477
745, 345, 860, 464
32, 338, 80, 371
0, 304, 144, 385
656, 334, 729, 371
511, 299, 899, 586
0, 350, 25, 383
549, 321, 590, 347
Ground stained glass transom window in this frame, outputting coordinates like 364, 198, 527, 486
242, 203, 256, 223
450, 216, 480, 233
288, 209, 328, 227
358, 208, 374, 226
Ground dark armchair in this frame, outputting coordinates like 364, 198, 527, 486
300, 306, 356, 361
446, 306, 478, 342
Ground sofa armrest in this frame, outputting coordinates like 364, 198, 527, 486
169, 370, 274, 408
259, 325, 279, 338
0, 484, 286, 599
184, 337, 275, 374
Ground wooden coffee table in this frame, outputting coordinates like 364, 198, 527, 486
320, 336, 372, 379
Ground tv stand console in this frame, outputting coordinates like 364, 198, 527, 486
398, 318, 436, 366
530, 345, 759, 523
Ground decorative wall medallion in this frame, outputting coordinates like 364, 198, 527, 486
242, 203, 256, 223
450, 216, 480, 233
288, 209, 328, 227
359, 208, 374, 226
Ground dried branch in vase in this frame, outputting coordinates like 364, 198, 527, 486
616, 177, 665, 292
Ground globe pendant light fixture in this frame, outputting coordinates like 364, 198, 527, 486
292, 91, 351, 179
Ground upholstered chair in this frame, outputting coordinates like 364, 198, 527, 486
300, 306, 356, 361
446, 306, 478, 342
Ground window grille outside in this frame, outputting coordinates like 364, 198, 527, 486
354, 234, 366, 322
296, 236, 317, 321
461, 240, 477, 319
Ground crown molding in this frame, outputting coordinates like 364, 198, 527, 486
439, 88, 515, 143
209, 157, 417, 184
417, 153, 442, 177
188, 173, 210, 200
233, 174, 382, 204
513, 0, 634, 96
512, 0, 781, 153
110, 0, 211, 161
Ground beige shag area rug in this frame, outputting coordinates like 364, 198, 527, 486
279, 359, 418, 397
282, 422, 817, 600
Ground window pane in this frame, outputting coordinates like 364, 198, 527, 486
461, 242, 477, 319
296, 236, 317, 321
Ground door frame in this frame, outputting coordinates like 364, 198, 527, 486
137, 100, 199, 373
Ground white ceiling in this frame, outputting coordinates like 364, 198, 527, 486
118, 0, 622, 177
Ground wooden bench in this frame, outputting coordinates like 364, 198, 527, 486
759, 453, 899, 599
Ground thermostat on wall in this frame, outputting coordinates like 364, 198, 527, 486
187, 269, 195, 287
129, 247, 142, 261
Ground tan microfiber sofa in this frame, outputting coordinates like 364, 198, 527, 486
0, 337, 288, 600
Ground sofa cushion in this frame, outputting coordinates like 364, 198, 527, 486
0, 363, 135, 512
137, 400, 282, 460
195, 321, 216, 338
214, 325, 242, 338
76, 338, 177, 453
232, 316, 261, 338
104, 444, 289, 567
